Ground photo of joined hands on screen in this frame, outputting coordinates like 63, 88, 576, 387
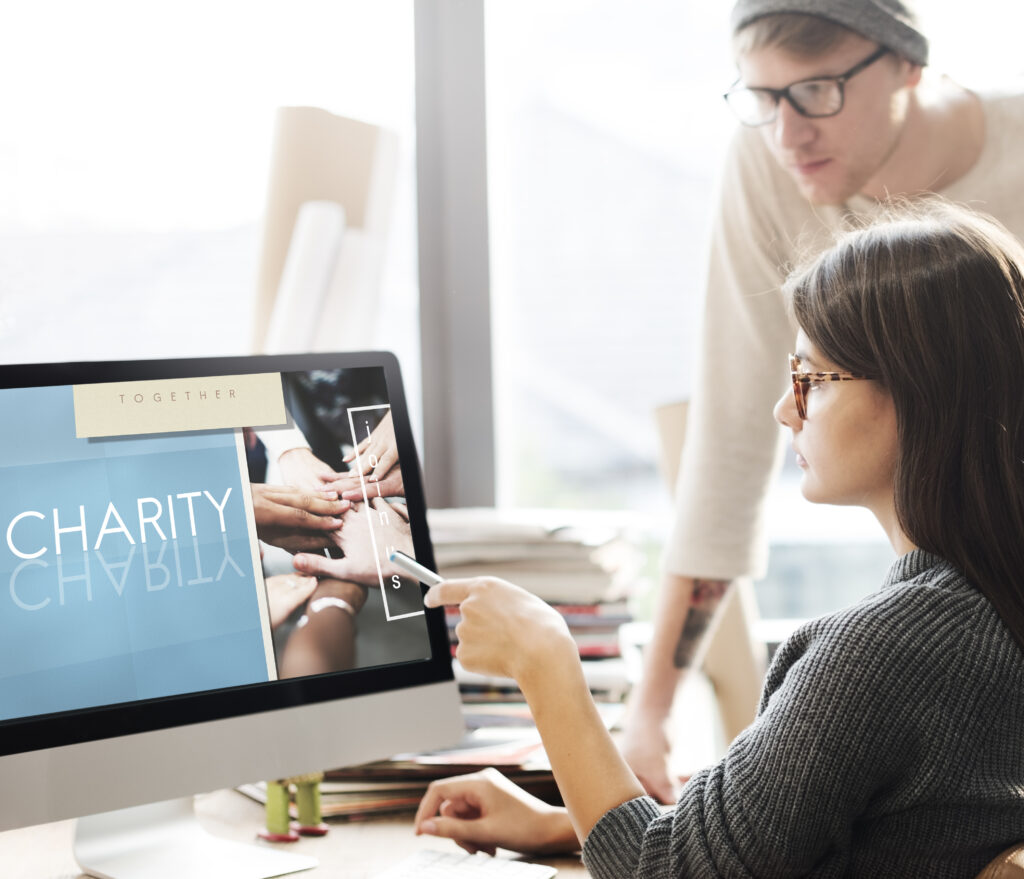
245, 369, 418, 679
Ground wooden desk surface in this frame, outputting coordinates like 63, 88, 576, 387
0, 789, 590, 878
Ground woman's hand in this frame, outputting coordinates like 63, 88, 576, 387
264, 573, 318, 629
423, 577, 577, 687
426, 579, 647, 847
414, 768, 578, 856
344, 411, 398, 478
250, 484, 348, 553
278, 577, 368, 678
338, 412, 404, 500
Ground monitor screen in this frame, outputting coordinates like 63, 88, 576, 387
0, 351, 462, 837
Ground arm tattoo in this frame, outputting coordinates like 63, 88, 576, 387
672, 579, 730, 669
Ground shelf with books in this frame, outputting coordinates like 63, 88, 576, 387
444, 600, 631, 660
451, 656, 631, 704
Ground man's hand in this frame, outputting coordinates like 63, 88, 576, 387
620, 574, 731, 804
415, 768, 578, 856
292, 497, 412, 587
251, 484, 348, 553
277, 447, 346, 495
328, 466, 405, 502
618, 709, 681, 805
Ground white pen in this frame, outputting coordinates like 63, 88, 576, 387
388, 549, 445, 587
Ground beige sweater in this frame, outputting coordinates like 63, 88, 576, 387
665, 85, 1024, 581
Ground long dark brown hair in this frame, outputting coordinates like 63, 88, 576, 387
785, 201, 1024, 651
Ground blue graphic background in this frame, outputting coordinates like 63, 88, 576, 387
0, 385, 268, 721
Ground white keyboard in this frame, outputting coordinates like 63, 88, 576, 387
375, 848, 558, 878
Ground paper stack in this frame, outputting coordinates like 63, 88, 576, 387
427, 507, 643, 604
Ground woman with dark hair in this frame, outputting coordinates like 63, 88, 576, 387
414, 201, 1024, 877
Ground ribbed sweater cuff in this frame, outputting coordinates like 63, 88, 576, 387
582, 796, 661, 879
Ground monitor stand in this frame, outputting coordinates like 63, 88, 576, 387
73, 797, 318, 879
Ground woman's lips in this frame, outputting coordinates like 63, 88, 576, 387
794, 450, 808, 469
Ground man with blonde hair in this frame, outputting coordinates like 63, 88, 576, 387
623, 0, 1024, 803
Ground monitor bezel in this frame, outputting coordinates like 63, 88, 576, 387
0, 350, 453, 758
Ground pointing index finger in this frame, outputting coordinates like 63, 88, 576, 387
423, 579, 473, 608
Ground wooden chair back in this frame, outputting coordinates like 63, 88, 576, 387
976, 843, 1024, 878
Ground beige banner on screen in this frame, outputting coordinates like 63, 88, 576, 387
73, 373, 287, 438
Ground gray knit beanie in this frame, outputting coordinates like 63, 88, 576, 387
731, 0, 929, 66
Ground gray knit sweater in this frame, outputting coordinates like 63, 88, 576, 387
583, 551, 1024, 878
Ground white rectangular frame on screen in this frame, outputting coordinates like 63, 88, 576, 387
347, 403, 425, 622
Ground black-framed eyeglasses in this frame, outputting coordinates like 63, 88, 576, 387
724, 46, 889, 127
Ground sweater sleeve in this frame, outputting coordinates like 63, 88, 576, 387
582, 593, 946, 878
663, 128, 808, 581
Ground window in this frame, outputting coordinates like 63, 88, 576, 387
486, 0, 734, 512
0, 0, 419, 420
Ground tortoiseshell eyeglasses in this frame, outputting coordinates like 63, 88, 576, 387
789, 354, 868, 420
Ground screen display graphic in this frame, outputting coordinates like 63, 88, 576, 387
0, 364, 434, 725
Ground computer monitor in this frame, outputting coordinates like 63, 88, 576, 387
0, 351, 463, 878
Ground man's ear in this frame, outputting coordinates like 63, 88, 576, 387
904, 62, 923, 88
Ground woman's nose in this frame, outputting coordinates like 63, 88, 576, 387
774, 386, 800, 429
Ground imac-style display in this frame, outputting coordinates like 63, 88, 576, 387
0, 352, 462, 877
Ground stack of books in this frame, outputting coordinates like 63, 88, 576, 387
238, 701, 626, 820
239, 704, 572, 820
549, 599, 632, 659
238, 758, 559, 822
428, 508, 641, 604
445, 600, 630, 663
428, 508, 644, 703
